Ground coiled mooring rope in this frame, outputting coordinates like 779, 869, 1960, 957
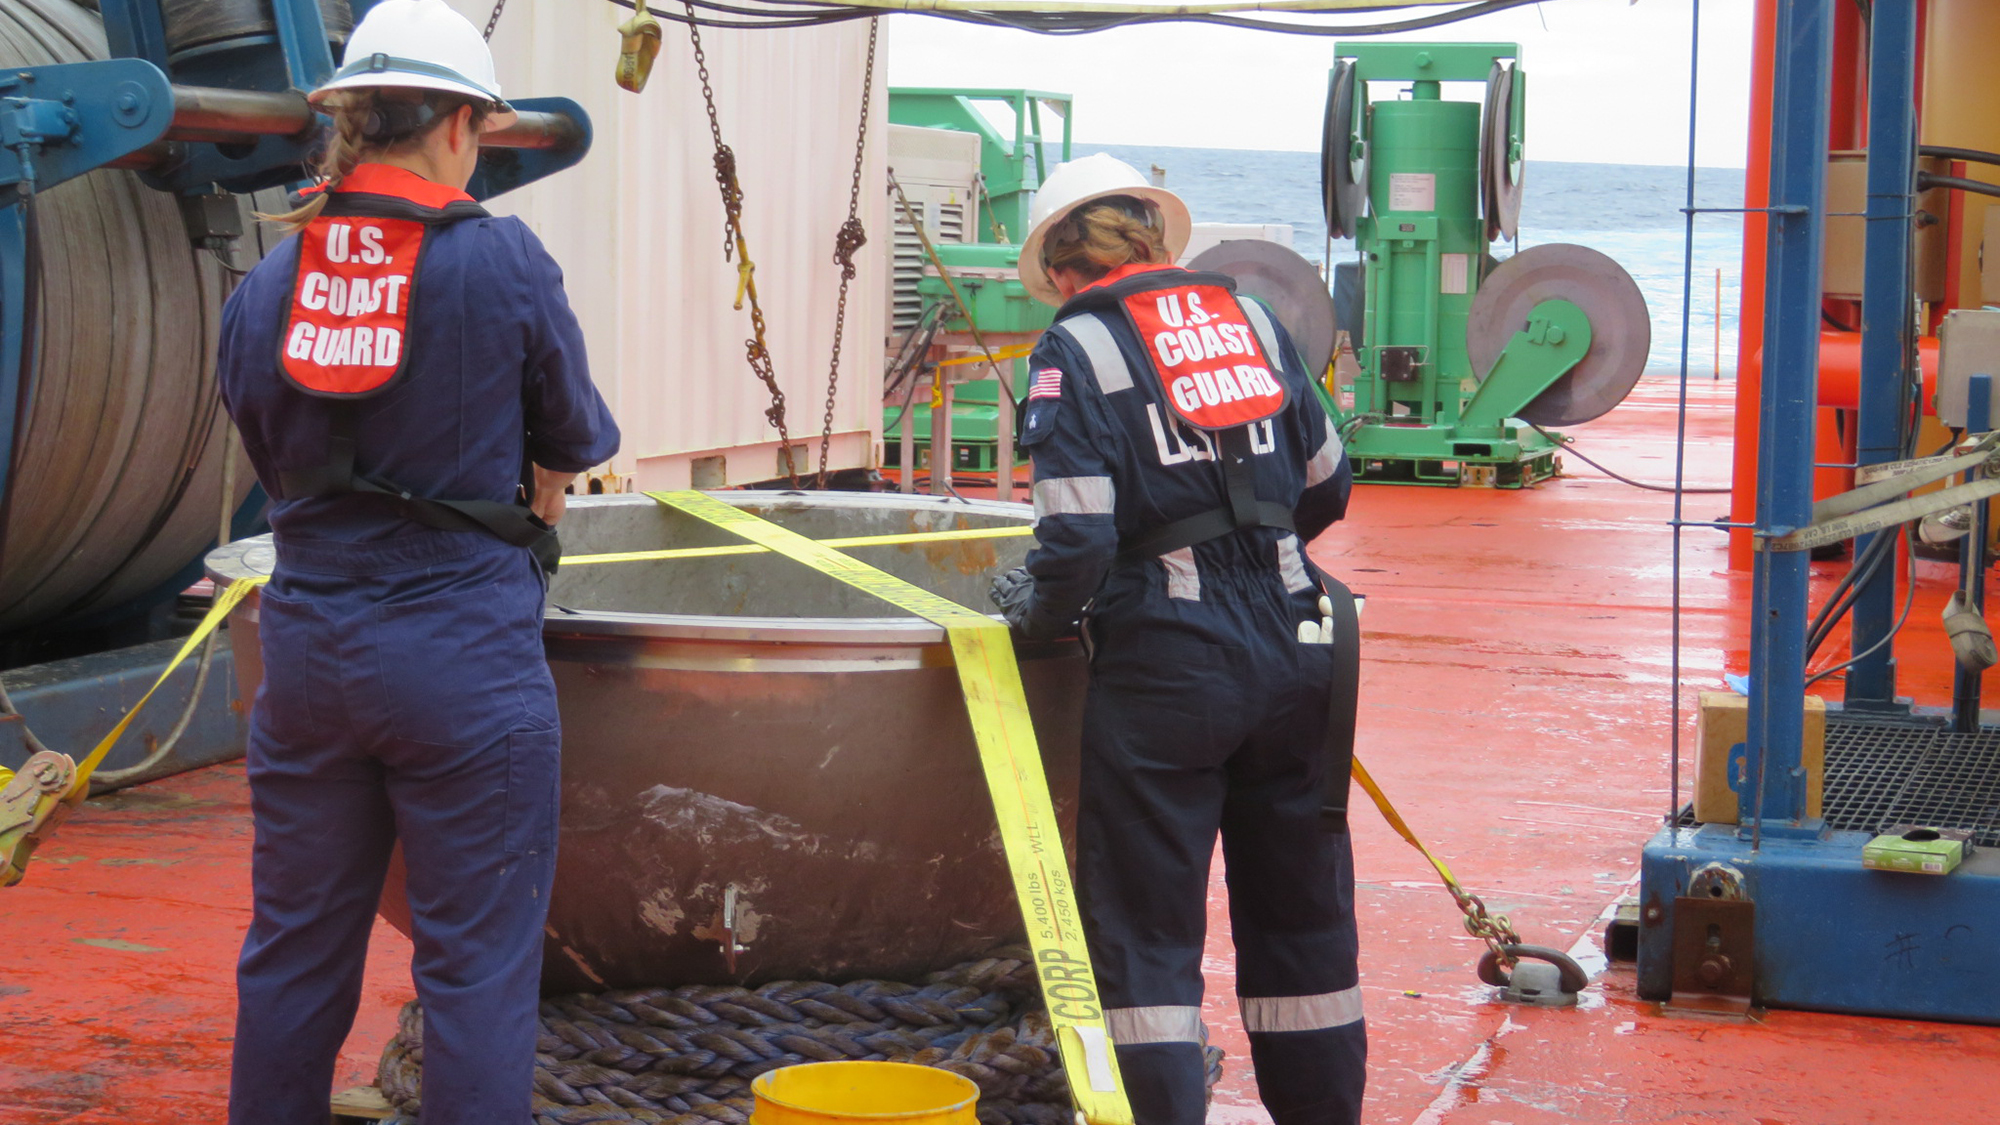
377, 950, 1222, 1124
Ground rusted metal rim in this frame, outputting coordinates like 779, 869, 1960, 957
206, 491, 1040, 649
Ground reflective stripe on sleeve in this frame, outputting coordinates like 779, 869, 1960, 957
1162, 547, 1201, 601
1056, 314, 1134, 393
1105, 1005, 1205, 1046
1277, 535, 1314, 593
1239, 986, 1365, 1034
1305, 431, 1344, 488
1033, 476, 1116, 520
1240, 298, 1285, 368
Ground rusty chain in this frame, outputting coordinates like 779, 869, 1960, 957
682, 1, 798, 485
1450, 884, 1524, 970
815, 18, 879, 488
483, 0, 506, 39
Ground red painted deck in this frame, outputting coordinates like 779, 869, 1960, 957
5, 373, 1999, 1123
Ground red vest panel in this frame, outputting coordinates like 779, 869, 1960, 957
280, 215, 428, 397
1122, 283, 1288, 431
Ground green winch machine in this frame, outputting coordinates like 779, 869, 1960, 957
1325, 43, 1652, 488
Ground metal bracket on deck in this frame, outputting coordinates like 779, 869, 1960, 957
1666, 863, 1756, 1016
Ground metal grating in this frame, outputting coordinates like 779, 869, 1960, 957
1821, 715, 2000, 846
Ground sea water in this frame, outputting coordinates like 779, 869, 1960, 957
1090, 144, 1747, 375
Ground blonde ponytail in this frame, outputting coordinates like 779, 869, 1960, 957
1042, 197, 1171, 284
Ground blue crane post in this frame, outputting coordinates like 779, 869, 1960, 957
1741, 0, 1833, 831
1846, 0, 1919, 711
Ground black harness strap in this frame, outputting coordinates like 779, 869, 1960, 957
1316, 574, 1362, 833
278, 403, 561, 574
1115, 427, 1296, 564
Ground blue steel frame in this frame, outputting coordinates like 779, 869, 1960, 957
1639, 1, 2000, 1023
1845, 0, 1919, 711
1741, 0, 1832, 833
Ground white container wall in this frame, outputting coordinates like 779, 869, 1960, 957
463, 0, 890, 489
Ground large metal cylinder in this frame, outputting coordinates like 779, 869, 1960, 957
0, 0, 273, 640
207, 492, 1085, 991
161, 0, 352, 65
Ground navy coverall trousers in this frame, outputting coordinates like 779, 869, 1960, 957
1079, 569, 1364, 1125
230, 536, 559, 1125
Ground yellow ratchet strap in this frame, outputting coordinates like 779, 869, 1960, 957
562, 524, 1031, 567
648, 490, 1133, 1125
0, 576, 266, 886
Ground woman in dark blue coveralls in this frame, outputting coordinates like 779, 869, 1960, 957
213, 3, 618, 1122
990, 155, 1363, 1124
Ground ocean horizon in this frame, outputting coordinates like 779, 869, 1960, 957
1086, 143, 1749, 374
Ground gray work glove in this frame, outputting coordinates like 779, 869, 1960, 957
989, 566, 1037, 637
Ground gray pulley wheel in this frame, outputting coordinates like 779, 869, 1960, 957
1466, 243, 1651, 428
1187, 239, 1339, 377
1480, 62, 1524, 243
1320, 59, 1367, 240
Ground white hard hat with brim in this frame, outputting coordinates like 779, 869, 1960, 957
1019, 154, 1192, 306
309, 0, 518, 132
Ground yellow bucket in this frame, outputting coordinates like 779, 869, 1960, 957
751, 1061, 980, 1124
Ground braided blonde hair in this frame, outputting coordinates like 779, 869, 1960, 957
1042, 197, 1170, 284
261, 88, 490, 233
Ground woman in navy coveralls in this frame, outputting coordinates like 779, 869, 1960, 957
212, 3, 618, 1121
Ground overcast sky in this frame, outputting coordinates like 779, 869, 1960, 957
886, 0, 1754, 167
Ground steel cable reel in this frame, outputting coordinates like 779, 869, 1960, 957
1320, 58, 1366, 240
1478, 60, 1524, 243
0, 0, 272, 634
1185, 239, 1339, 377
1466, 242, 1651, 428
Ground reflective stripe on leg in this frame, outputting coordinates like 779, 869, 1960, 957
1238, 986, 1365, 1033
1105, 1005, 1205, 1046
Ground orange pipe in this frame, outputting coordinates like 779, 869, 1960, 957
1805, 331, 1941, 411
1729, 0, 1780, 570
1743, 332, 1940, 413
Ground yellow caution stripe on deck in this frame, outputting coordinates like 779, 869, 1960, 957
647, 490, 1133, 1125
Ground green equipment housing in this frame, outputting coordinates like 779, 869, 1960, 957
884, 90, 1070, 474
1328, 42, 1650, 488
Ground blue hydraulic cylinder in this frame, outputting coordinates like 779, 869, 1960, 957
1952, 375, 1992, 731
1847, 0, 1919, 711
1741, 0, 1833, 830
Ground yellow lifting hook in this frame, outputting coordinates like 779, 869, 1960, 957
615, 0, 663, 93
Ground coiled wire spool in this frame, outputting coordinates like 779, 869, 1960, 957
161, 0, 351, 62
376, 952, 1224, 1125
0, 0, 278, 636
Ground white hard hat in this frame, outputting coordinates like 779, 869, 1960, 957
310, 0, 517, 132
1018, 153, 1192, 306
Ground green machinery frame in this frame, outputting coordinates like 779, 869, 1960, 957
887, 88, 1073, 244
1335, 42, 1569, 488
884, 89, 1073, 472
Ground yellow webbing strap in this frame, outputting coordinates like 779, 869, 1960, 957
1349, 756, 1461, 891
66, 577, 266, 800
648, 490, 1133, 1125
562, 525, 1032, 567
1, 576, 265, 886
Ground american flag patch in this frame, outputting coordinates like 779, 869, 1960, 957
1028, 368, 1063, 400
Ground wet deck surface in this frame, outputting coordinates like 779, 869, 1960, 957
5, 373, 1999, 1122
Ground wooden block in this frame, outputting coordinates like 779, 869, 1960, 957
331, 1085, 396, 1123
1692, 692, 1825, 824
